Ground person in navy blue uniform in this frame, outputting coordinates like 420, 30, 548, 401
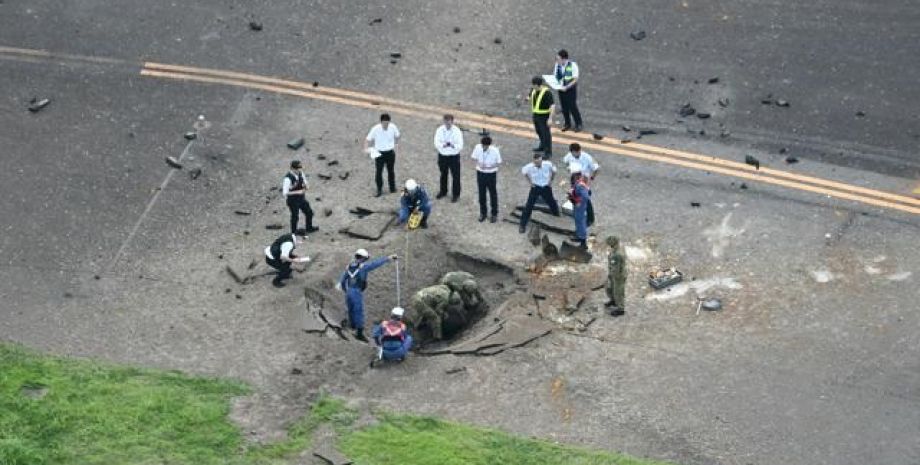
339, 249, 397, 341
569, 163, 592, 248
372, 307, 413, 361
396, 179, 432, 229
518, 153, 560, 234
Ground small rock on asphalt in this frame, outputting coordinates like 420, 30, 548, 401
248, 21, 262, 31
445, 367, 467, 375
630, 30, 646, 40
318, 154, 327, 160
290, 368, 303, 375
639, 129, 658, 136
691, 202, 701, 207
165, 156, 183, 169
317, 173, 332, 180
188, 168, 202, 180
265, 224, 283, 230
183, 132, 197, 141
745, 155, 761, 170
327, 160, 339, 166
718, 98, 730, 107
776, 99, 790, 107
855, 111, 866, 117
324, 208, 333, 217
697, 112, 711, 119
708, 77, 720, 84
389, 52, 402, 58
338, 171, 349, 180
28, 98, 51, 112
234, 210, 251, 216
592, 133, 603, 141
453, 26, 461, 33
493, 37, 503, 44
740, 183, 749, 190
287, 137, 305, 150
622, 125, 632, 132
785, 156, 800, 164
369, 18, 382, 25
679, 105, 696, 117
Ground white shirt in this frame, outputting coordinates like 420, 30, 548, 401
281, 171, 307, 197
434, 124, 464, 156
366, 123, 400, 151
471, 145, 502, 173
563, 152, 599, 177
264, 236, 296, 260
555, 60, 580, 80
521, 161, 556, 187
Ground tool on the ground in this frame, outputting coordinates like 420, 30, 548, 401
395, 251, 401, 308
407, 210, 423, 230
648, 267, 683, 289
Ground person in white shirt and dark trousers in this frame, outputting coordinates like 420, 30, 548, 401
283, 160, 318, 235
363, 113, 401, 197
471, 136, 502, 223
555, 49, 583, 132
562, 143, 599, 226
434, 114, 464, 202
264, 229, 311, 288
518, 153, 560, 233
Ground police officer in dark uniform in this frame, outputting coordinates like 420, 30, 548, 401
529, 76, 555, 159
264, 228, 311, 287
283, 160, 318, 235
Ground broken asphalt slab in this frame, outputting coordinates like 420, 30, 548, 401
508, 209, 576, 235
421, 315, 554, 356
339, 212, 395, 241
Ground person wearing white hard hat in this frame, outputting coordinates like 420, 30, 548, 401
397, 179, 432, 228
339, 249, 398, 341
372, 307, 413, 361
567, 164, 592, 249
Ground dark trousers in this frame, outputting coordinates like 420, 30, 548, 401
532, 114, 552, 156
265, 256, 292, 283
287, 196, 313, 233
587, 197, 595, 226
476, 171, 498, 217
559, 86, 583, 127
374, 150, 396, 193
520, 185, 559, 228
437, 153, 461, 198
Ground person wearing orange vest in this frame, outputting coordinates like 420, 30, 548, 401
568, 163, 592, 249
529, 76, 555, 159
372, 307, 413, 361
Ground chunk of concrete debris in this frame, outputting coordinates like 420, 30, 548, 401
234, 210, 251, 216
338, 171, 349, 180
317, 172, 332, 180
718, 97, 730, 107
290, 367, 303, 375
679, 104, 696, 117
265, 224, 283, 230
183, 132, 197, 141
248, 21, 263, 31
776, 99, 790, 107
559, 241, 592, 263
453, 26, 461, 33
28, 97, 51, 112
622, 125, 632, 132
493, 37, 503, 44
638, 129, 657, 136
528, 223, 542, 246
188, 168, 202, 180
708, 77, 720, 84
389, 52, 402, 58
225, 265, 245, 284
592, 133, 604, 140
744, 155, 761, 170
313, 443, 353, 465
318, 154, 327, 160
701, 298, 723, 311
323, 208, 333, 217
691, 201, 701, 207
339, 213, 395, 240
740, 183, 748, 190
165, 156, 183, 169
630, 30, 646, 40
445, 366, 467, 374
368, 18, 382, 25
620, 137, 632, 144
855, 111, 866, 117
286, 137, 305, 150
697, 112, 711, 119
785, 156, 799, 164
327, 160, 339, 166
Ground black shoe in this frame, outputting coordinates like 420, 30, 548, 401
478, 215, 486, 223
610, 308, 625, 317
272, 278, 285, 288
489, 215, 497, 223
575, 125, 583, 132
436, 193, 447, 199
306, 226, 319, 233
451, 196, 459, 203
389, 187, 397, 193
561, 125, 572, 132
518, 225, 526, 234
355, 330, 368, 342
420, 221, 428, 229
374, 190, 382, 198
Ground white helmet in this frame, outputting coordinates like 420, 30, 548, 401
569, 162, 583, 173
391, 307, 405, 318
405, 179, 418, 192
354, 248, 370, 259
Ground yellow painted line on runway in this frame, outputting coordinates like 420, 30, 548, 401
0, 45, 127, 65
913, 184, 920, 195
140, 68, 920, 216
143, 61, 920, 209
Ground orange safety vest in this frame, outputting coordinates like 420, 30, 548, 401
382, 320, 406, 340
569, 178, 589, 204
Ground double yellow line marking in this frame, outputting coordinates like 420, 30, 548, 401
140, 62, 920, 216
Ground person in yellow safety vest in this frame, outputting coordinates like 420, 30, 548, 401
554, 49, 583, 132
529, 76, 555, 159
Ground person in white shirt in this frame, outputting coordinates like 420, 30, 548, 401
554, 49, 583, 132
264, 229, 311, 287
563, 143, 598, 226
470, 136, 502, 223
518, 153, 560, 234
433, 114, 464, 201
363, 113, 401, 197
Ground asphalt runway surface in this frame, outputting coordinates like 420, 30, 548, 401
1, 2, 919, 464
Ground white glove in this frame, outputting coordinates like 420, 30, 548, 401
299, 256, 311, 263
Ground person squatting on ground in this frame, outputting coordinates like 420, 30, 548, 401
372, 307, 413, 361
554, 49, 583, 132
410, 284, 453, 341
397, 179, 432, 229
264, 229, 311, 288
568, 163, 592, 248
529, 76, 555, 159
518, 153, 560, 234
339, 249, 398, 341
364, 113, 401, 197
471, 136, 502, 223
434, 114, 464, 202
282, 160, 318, 234
605, 235, 627, 316
563, 143, 599, 226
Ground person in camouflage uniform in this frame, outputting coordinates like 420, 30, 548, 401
409, 284, 452, 340
605, 236, 626, 316
440, 271, 483, 310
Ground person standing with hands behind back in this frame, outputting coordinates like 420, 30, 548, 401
282, 160, 318, 235
434, 114, 464, 202
471, 136, 502, 223
554, 49, 583, 132
363, 113, 400, 197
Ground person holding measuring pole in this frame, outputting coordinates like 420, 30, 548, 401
338, 249, 397, 342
